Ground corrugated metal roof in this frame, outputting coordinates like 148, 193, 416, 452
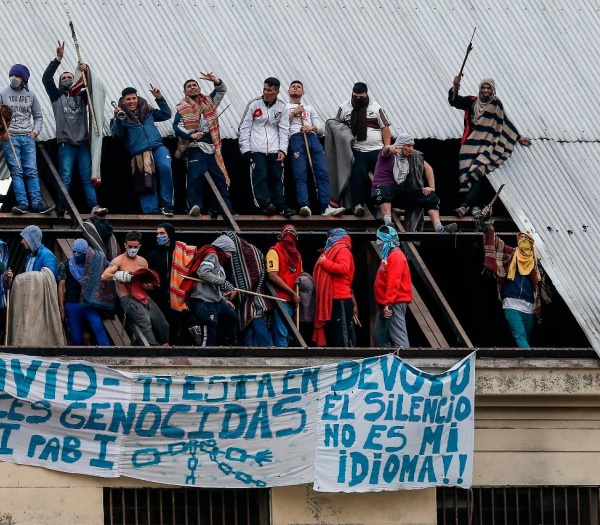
0, 0, 597, 141
489, 140, 600, 352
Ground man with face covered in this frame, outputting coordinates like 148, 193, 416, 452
483, 222, 549, 348
101, 230, 169, 346
449, 76, 531, 218
111, 86, 174, 216
336, 82, 391, 217
58, 238, 110, 346
42, 42, 107, 217
173, 72, 235, 217
0, 64, 54, 215
238, 77, 294, 217
18, 225, 59, 281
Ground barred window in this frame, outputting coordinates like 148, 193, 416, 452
104, 487, 269, 525
437, 487, 600, 525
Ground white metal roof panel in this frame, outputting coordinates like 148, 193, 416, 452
0, 0, 596, 141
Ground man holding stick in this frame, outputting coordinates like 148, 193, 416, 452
42, 42, 107, 217
287, 80, 344, 217
0, 64, 54, 215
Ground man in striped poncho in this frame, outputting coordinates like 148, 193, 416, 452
449, 76, 531, 218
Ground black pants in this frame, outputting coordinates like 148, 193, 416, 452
324, 298, 355, 347
250, 152, 285, 210
372, 184, 440, 211
189, 297, 238, 346
350, 149, 380, 208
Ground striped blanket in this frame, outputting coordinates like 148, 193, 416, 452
81, 248, 117, 310
225, 232, 269, 332
170, 240, 197, 311
458, 98, 520, 197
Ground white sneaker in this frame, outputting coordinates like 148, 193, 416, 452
322, 205, 345, 216
91, 205, 108, 216
299, 206, 312, 217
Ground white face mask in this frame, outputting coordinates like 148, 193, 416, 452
126, 247, 139, 258
9, 76, 21, 89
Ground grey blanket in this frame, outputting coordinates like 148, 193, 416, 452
324, 119, 354, 209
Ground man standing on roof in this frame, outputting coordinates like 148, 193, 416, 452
0, 64, 54, 215
111, 86, 175, 216
238, 77, 295, 217
101, 230, 169, 346
173, 72, 235, 218
449, 76, 531, 218
287, 80, 344, 217
267, 224, 302, 347
373, 225, 412, 347
372, 133, 457, 233
42, 42, 107, 217
483, 221, 549, 348
336, 82, 391, 217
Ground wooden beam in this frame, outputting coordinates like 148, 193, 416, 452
204, 171, 241, 233
264, 281, 307, 348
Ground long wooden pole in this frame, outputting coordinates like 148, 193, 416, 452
0, 115, 20, 170
182, 275, 286, 302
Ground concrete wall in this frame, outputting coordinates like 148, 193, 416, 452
0, 355, 597, 525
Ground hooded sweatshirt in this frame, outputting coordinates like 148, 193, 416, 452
21, 225, 58, 280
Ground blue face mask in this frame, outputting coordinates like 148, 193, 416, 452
9, 76, 21, 89
157, 235, 168, 246
73, 252, 86, 264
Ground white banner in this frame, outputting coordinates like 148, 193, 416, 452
0, 353, 474, 490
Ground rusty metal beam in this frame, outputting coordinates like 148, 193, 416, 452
393, 216, 473, 348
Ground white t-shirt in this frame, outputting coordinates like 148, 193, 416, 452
336, 100, 390, 152
286, 103, 324, 136
502, 297, 535, 314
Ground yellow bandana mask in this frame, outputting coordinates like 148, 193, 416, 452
508, 233, 537, 279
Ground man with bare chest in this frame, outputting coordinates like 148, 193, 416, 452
101, 230, 168, 345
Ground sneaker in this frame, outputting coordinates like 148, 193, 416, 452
12, 204, 28, 215
91, 205, 108, 216
278, 206, 296, 218
262, 203, 277, 216
188, 205, 201, 217
161, 206, 175, 217
322, 205, 345, 216
454, 206, 469, 218
471, 206, 482, 219
354, 204, 365, 217
31, 204, 55, 215
439, 223, 458, 234
299, 206, 312, 217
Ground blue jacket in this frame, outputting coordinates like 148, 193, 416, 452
26, 244, 59, 282
111, 97, 172, 156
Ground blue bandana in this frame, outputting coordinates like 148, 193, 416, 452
376, 226, 399, 262
324, 228, 347, 252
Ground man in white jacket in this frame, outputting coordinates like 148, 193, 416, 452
238, 77, 295, 217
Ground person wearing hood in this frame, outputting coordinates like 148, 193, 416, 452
186, 234, 238, 346
42, 42, 107, 217
449, 76, 531, 218
373, 226, 412, 347
0, 64, 54, 215
267, 224, 302, 347
58, 238, 110, 346
312, 228, 356, 347
483, 222, 550, 348
101, 230, 168, 346
336, 82, 391, 217
111, 86, 174, 216
18, 225, 58, 281
372, 133, 457, 233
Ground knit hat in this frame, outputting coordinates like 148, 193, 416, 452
72, 238, 89, 253
9, 64, 30, 83
394, 133, 415, 146
21, 225, 42, 252
121, 87, 137, 97
212, 234, 236, 253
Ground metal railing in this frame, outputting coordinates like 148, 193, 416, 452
438, 486, 600, 525
104, 487, 269, 525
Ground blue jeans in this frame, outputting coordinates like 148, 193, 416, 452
187, 148, 235, 213
2, 135, 42, 208
58, 143, 97, 209
138, 145, 174, 214
243, 317, 272, 347
289, 133, 331, 212
64, 302, 110, 346
271, 302, 294, 347
504, 308, 535, 348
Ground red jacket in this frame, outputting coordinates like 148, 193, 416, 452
319, 237, 354, 300
374, 249, 412, 306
